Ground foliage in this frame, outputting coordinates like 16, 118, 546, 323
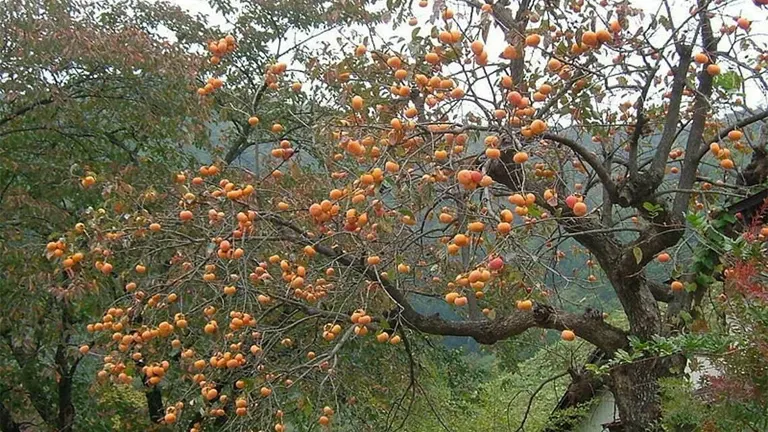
659, 377, 711, 431
3, 0, 768, 431
0, 0, 210, 429
659, 203, 768, 432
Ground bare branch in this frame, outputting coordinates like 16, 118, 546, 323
542, 132, 618, 200
629, 65, 660, 178
647, 46, 692, 191
673, 0, 718, 215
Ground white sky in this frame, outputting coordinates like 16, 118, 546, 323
165, 0, 768, 113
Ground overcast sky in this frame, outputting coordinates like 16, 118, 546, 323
166, 0, 767, 111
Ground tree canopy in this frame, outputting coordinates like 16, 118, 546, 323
2, 0, 768, 431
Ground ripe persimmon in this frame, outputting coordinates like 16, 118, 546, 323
351, 95, 364, 111
525, 34, 541, 46
573, 202, 588, 216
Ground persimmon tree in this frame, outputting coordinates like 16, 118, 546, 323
0, 0, 211, 429
62, 0, 768, 431
195, 0, 400, 165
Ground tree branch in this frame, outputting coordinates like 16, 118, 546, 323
618, 221, 685, 274
515, 371, 570, 432
146, 386, 164, 424
466, 0, 531, 84
264, 215, 629, 353
0, 98, 54, 128
673, 0, 718, 216
542, 133, 618, 200
646, 44, 692, 192
696, 109, 768, 161
629, 65, 659, 178
648, 280, 674, 303
55, 307, 75, 432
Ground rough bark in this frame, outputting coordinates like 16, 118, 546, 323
614, 277, 663, 340
610, 359, 668, 432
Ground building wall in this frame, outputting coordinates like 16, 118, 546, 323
575, 390, 617, 432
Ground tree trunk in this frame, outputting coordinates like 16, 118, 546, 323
146, 386, 164, 423
611, 364, 662, 431
57, 374, 75, 432
609, 356, 683, 432
55, 343, 75, 432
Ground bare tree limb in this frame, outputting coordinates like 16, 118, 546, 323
644, 45, 693, 197
629, 65, 659, 179
542, 133, 618, 200
674, 0, 718, 216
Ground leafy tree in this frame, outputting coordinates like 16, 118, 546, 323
195, 0, 402, 165
16, 1, 768, 432
0, 0, 211, 429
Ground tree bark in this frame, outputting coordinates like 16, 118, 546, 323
54, 305, 81, 432
55, 342, 75, 432
609, 356, 683, 432
611, 362, 662, 432
57, 374, 75, 432
146, 386, 164, 423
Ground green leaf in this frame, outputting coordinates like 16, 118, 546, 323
411, 26, 421, 40
658, 15, 671, 30
695, 273, 715, 287
643, 202, 662, 213
633, 247, 643, 264
712, 218, 728, 229
686, 212, 706, 228
713, 71, 742, 91
679, 311, 693, 324
684, 282, 698, 293
555, 41, 568, 57
720, 212, 737, 224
